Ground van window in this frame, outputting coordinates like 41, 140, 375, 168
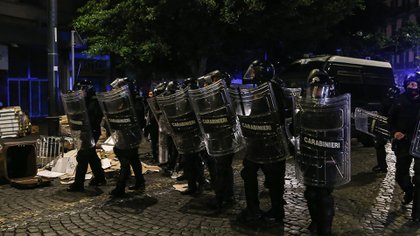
279, 56, 395, 111
280, 61, 325, 87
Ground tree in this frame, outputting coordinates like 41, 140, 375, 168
73, 0, 364, 79
391, 22, 420, 52
318, 0, 392, 59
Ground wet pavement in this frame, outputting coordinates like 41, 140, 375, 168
1, 139, 420, 235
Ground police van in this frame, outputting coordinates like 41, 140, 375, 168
279, 55, 396, 146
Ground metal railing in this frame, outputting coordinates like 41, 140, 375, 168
36, 136, 64, 169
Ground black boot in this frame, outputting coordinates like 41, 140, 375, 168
110, 187, 125, 197
402, 190, 414, 205
263, 207, 284, 224
318, 193, 334, 236
308, 221, 318, 235
128, 181, 145, 191
237, 207, 263, 223
67, 183, 84, 192
89, 177, 107, 186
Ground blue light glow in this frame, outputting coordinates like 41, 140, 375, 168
70, 52, 110, 61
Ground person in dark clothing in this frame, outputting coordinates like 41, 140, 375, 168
192, 71, 239, 211
298, 69, 351, 235
144, 90, 159, 163
372, 86, 400, 173
236, 60, 287, 224
146, 82, 181, 177
67, 80, 106, 192
388, 75, 420, 221
107, 78, 146, 197
165, 80, 206, 195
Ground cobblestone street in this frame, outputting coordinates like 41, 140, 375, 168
0, 139, 419, 235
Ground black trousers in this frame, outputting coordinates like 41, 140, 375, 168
150, 133, 159, 162
394, 140, 414, 199
182, 152, 205, 191
214, 153, 234, 203
394, 139, 420, 219
74, 147, 105, 187
304, 186, 334, 236
166, 137, 179, 171
374, 137, 388, 170
202, 150, 217, 187
240, 158, 286, 217
113, 147, 145, 190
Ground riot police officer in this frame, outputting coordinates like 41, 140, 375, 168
145, 89, 159, 163
156, 80, 206, 195
67, 80, 106, 192
147, 82, 179, 176
297, 69, 351, 235
235, 60, 288, 224
190, 71, 239, 212
103, 78, 146, 197
388, 75, 420, 221
371, 86, 400, 173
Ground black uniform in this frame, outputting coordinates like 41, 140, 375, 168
239, 79, 287, 223
68, 95, 106, 192
388, 83, 420, 220
180, 152, 205, 195
372, 91, 397, 173
298, 69, 351, 236
213, 153, 235, 206
112, 94, 146, 196
145, 107, 159, 163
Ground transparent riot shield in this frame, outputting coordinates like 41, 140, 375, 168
229, 82, 290, 164
283, 87, 302, 146
97, 86, 142, 149
354, 107, 390, 140
147, 96, 163, 124
156, 88, 204, 154
61, 91, 95, 150
189, 80, 244, 157
294, 94, 351, 187
410, 121, 420, 158
147, 96, 171, 163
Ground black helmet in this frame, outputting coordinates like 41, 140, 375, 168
306, 69, 335, 99
387, 86, 400, 99
403, 75, 418, 90
74, 80, 95, 98
153, 82, 168, 96
200, 70, 232, 87
182, 78, 198, 89
110, 77, 138, 96
243, 60, 275, 84
197, 74, 213, 88
165, 80, 179, 95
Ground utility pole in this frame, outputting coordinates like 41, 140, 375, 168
71, 30, 75, 90
47, 0, 59, 135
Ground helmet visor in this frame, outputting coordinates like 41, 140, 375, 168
242, 64, 257, 83
306, 85, 331, 99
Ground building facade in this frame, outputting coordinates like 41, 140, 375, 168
384, 0, 420, 85
0, 0, 110, 118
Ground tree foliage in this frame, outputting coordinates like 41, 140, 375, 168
392, 22, 420, 51
318, 0, 392, 59
73, 0, 364, 78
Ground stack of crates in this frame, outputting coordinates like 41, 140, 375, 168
0, 106, 31, 138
